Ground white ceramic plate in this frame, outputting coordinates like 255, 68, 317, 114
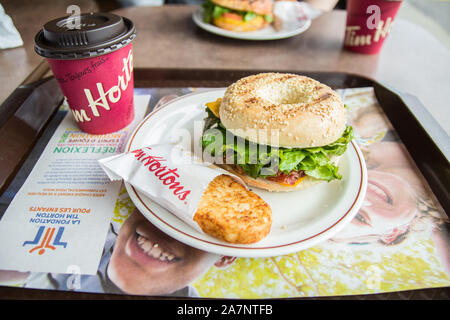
125, 89, 367, 257
192, 8, 311, 41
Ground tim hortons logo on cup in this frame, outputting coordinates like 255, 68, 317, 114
344, 17, 393, 47
71, 49, 133, 122
131, 147, 192, 202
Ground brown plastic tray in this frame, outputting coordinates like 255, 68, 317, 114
0, 68, 448, 300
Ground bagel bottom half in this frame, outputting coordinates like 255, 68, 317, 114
217, 155, 342, 192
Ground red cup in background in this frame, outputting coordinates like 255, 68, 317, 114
344, 0, 402, 54
35, 13, 136, 134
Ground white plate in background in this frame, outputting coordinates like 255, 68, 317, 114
192, 8, 311, 41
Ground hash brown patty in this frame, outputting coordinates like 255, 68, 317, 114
194, 175, 272, 244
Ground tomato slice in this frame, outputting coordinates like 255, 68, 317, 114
267, 170, 306, 186
222, 12, 244, 21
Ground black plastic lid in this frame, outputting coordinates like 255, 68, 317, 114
34, 12, 136, 60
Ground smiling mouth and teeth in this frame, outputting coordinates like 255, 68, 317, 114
136, 234, 179, 262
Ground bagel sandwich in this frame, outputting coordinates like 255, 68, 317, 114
202, 0, 274, 32
200, 73, 354, 192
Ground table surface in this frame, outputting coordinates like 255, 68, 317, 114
128, 5, 450, 132
0, 0, 98, 101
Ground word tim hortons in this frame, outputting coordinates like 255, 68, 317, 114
131, 148, 192, 201
34, 13, 136, 134
71, 49, 133, 123
344, 17, 392, 47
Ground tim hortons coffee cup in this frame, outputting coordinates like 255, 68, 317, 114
344, 0, 402, 54
35, 12, 136, 134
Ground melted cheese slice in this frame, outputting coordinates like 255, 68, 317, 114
213, 15, 266, 32
205, 98, 222, 118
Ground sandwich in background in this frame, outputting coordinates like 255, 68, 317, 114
202, 0, 274, 32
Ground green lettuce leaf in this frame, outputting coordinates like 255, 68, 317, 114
212, 5, 229, 19
243, 12, 257, 22
263, 14, 273, 23
202, 0, 266, 24
201, 109, 353, 182
202, 0, 215, 23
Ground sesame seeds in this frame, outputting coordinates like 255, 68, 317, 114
218, 72, 346, 148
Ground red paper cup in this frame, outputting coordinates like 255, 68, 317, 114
344, 0, 402, 54
35, 13, 136, 134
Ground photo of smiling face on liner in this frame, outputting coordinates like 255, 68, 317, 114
332, 99, 421, 245
107, 209, 231, 295
332, 168, 418, 245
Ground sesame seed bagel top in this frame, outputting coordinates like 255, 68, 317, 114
219, 73, 347, 148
